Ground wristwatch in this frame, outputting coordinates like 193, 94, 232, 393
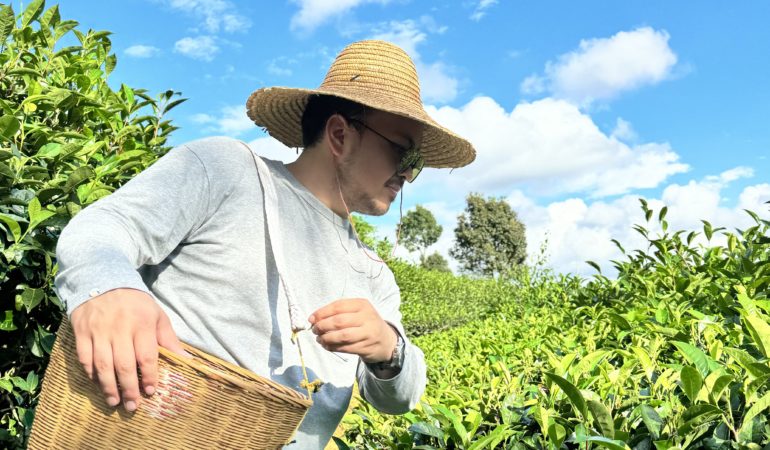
368, 332, 406, 372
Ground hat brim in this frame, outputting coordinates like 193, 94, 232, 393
246, 86, 476, 169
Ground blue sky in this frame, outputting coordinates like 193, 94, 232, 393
38, 0, 770, 275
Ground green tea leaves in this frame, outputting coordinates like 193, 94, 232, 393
544, 372, 588, 419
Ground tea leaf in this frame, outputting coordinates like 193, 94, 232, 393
680, 365, 703, 403
745, 315, 770, 358
408, 422, 444, 440
21, 0, 44, 28
62, 166, 95, 193
739, 391, 770, 436
544, 372, 588, 419
0, 5, 14, 42
547, 422, 567, 448
0, 115, 20, 140
640, 404, 662, 440
582, 436, 630, 450
588, 399, 614, 439
0, 213, 22, 242
467, 424, 510, 450
672, 341, 718, 378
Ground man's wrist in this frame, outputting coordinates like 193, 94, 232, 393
367, 326, 405, 372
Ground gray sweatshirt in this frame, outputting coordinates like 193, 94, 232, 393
54, 136, 427, 448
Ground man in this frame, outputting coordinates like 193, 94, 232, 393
54, 40, 475, 447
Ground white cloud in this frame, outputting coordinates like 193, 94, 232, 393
247, 136, 300, 163
125, 45, 161, 58
611, 117, 637, 142
267, 57, 296, 76
659, 167, 755, 229
371, 20, 459, 103
470, 0, 498, 22
423, 96, 688, 197
419, 15, 448, 34
290, 0, 390, 33
370, 19, 426, 60
190, 105, 254, 136
174, 36, 219, 61
362, 169, 768, 279
164, 0, 251, 33
190, 113, 215, 124
219, 13, 251, 33
268, 62, 292, 76
521, 27, 678, 106
739, 184, 770, 211
418, 62, 459, 104
707, 166, 753, 184
507, 170, 769, 277
520, 74, 545, 95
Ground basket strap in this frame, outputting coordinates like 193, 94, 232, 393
240, 142, 319, 400
242, 143, 308, 333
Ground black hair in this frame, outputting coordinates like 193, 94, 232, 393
301, 94, 369, 148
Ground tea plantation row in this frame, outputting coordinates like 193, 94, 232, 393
338, 205, 770, 449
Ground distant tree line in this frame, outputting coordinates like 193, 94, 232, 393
398, 193, 527, 277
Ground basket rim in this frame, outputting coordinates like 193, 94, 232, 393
159, 344, 313, 408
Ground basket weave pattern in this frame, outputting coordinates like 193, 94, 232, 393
28, 319, 311, 449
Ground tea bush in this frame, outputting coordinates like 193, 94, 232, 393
338, 202, 770, 449
393, 260, 521, 336
0, 2, 184, 447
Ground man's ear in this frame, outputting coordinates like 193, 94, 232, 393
325, 114, 350, 159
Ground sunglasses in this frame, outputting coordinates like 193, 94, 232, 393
346, 117, 425, 183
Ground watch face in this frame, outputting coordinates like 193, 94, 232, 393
393, 335, 406, 368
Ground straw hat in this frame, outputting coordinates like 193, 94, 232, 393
246, 40, 476, 169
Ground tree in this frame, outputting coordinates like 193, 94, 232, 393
421, 251, 450, 272
399, 205, 442, 259
351, 214, 393, 258
450, 193, 527, 277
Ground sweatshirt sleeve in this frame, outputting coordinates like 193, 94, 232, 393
356, 264, 427, 415
54, 143, 212, 315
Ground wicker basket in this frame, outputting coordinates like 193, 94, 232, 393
28, 319, 312, 450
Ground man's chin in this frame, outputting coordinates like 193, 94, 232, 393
361, 206, 389, 217
355, 200, 391, 216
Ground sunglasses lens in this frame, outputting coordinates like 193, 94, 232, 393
399, 152, 424, 182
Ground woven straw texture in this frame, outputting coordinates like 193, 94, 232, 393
246, 39, 476, 169
28, 319, 311, 450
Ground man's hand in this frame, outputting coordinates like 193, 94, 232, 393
70, 288, 186, 412
309, 298, 398, 363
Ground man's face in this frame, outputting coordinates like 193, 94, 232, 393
337, 110, 424, 216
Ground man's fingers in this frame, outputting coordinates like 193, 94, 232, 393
112, 337, 140, 412
74, 330, 95, 380
156, 312, 188, 356
316, 327, 366, 348
323, 342, 376, 356
134, 330, 159, 396
92, 339, 120, 407
309, 298, 363, 324
311, 312, 361, 335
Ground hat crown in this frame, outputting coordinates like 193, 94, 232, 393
318, 40, 422, 108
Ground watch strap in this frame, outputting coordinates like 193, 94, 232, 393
367, 332, 405, 372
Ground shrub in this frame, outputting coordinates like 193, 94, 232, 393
394, 259, 520, 336
339, 203, 770, 448
0, 2, 184, 447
